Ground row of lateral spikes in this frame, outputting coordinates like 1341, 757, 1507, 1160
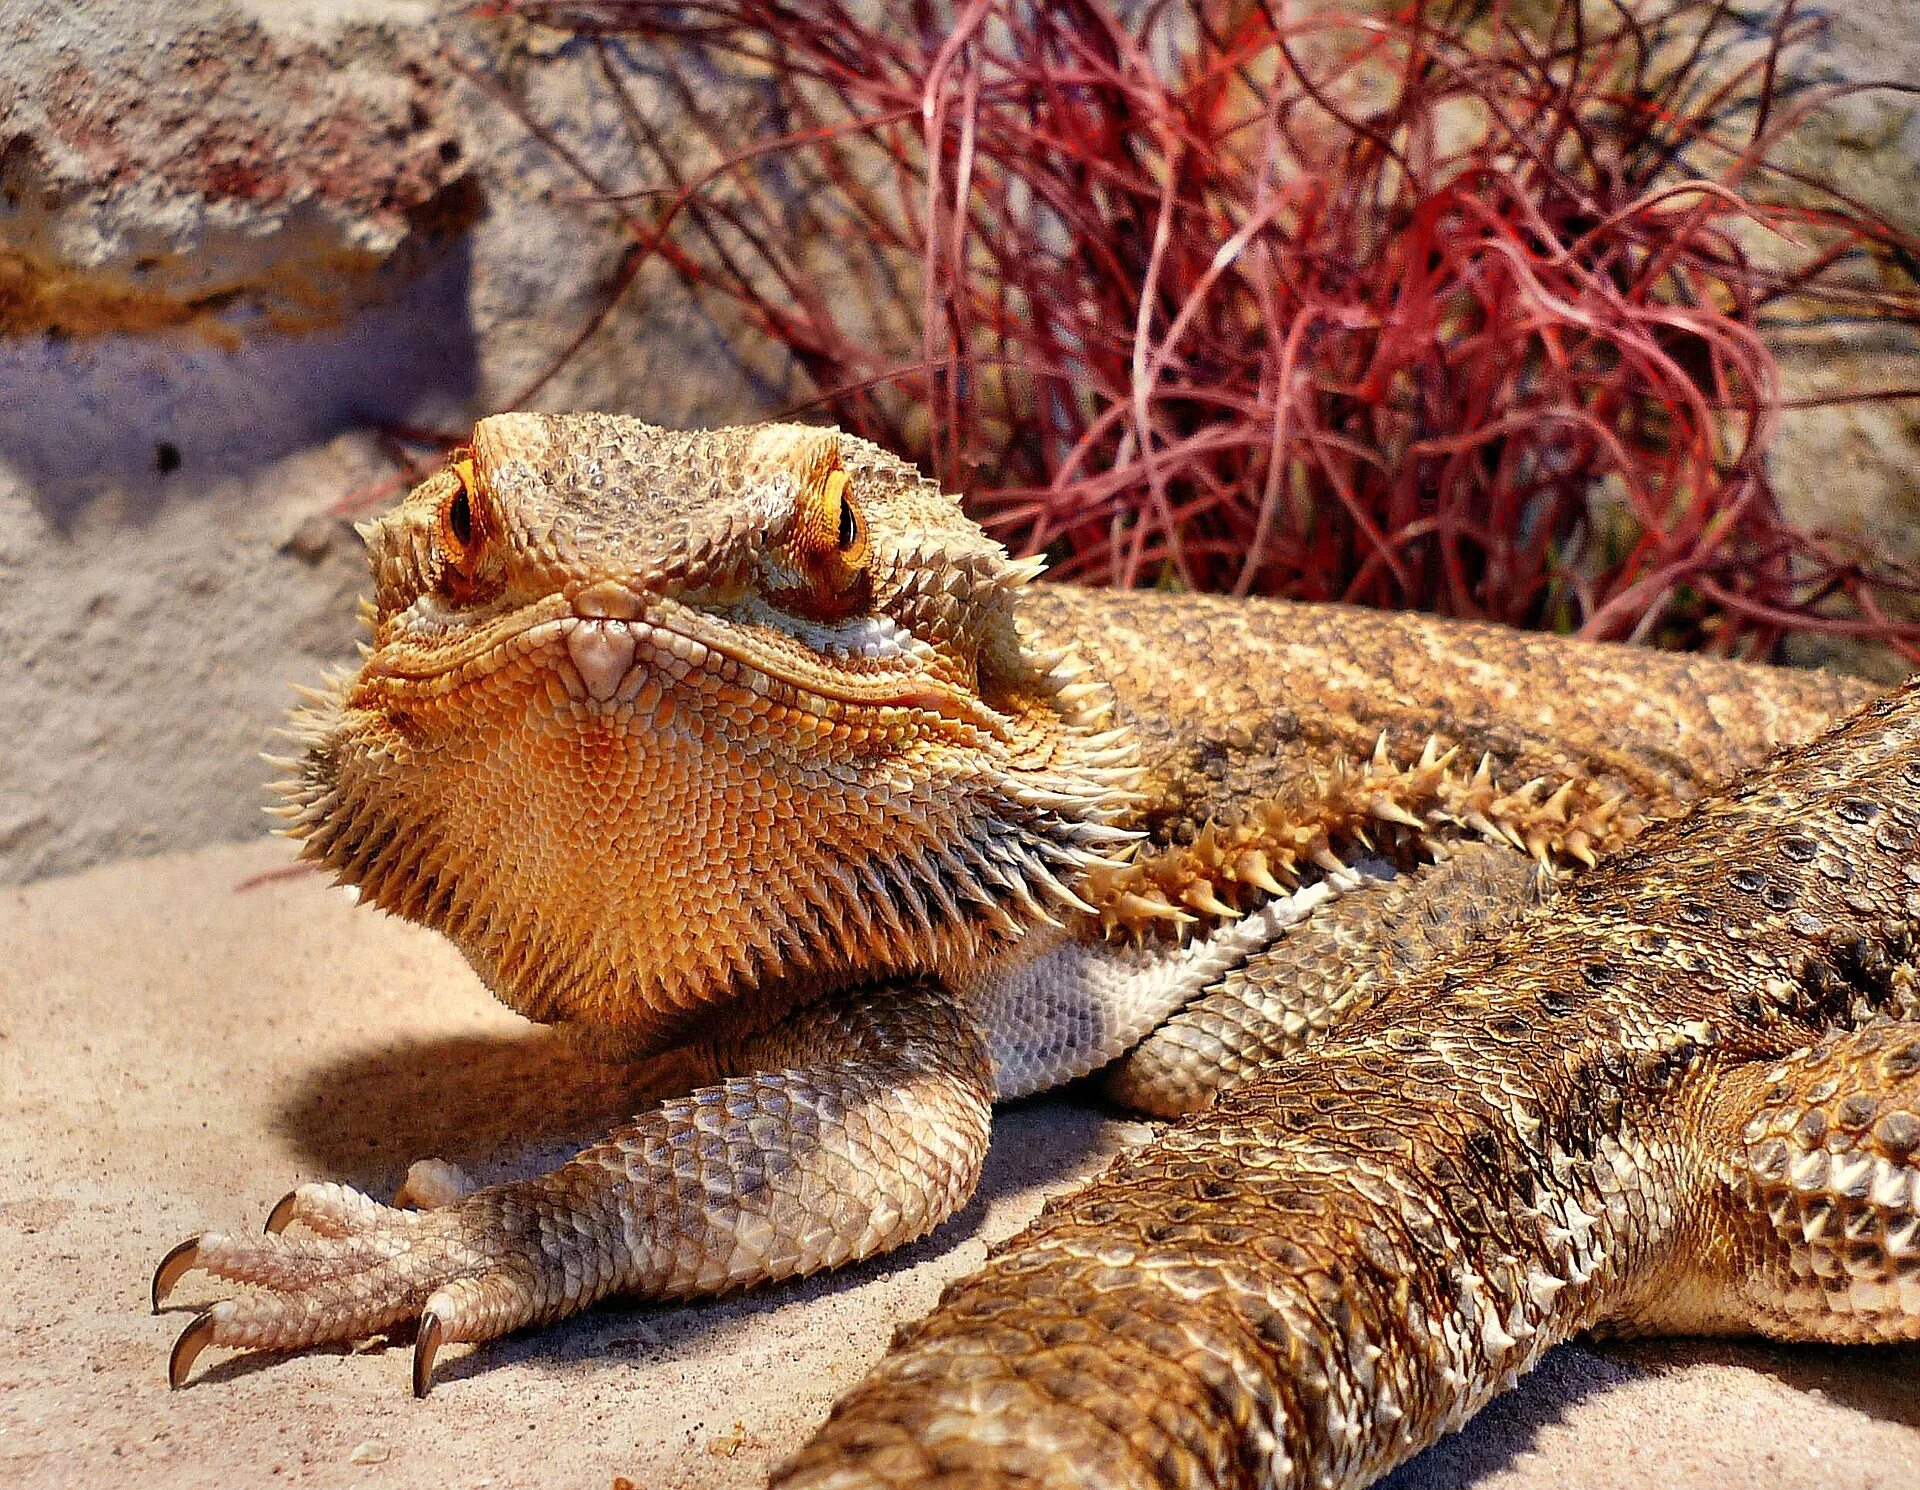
1080, 734, 1639, 940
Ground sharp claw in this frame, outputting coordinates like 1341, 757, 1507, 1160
413, 1310, 445, 1399
151, 1238, 201, 1313
169, 1310, 218, 1389
264, 1189, 300, 1235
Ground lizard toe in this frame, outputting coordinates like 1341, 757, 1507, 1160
151, 1192, 572, 1391
393, 1157, 479, 1210
261, 1180, 391, 1238
152, 1203, 486, 1387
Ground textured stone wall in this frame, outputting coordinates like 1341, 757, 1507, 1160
0, 0, 785, 882
1762, 0, 1920, 677
0, 0, 1913, 883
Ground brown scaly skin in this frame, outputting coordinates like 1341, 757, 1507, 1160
1105, 842, 1548, 1115
781, 675, 1920, 1490
151, 414, 1871, 1409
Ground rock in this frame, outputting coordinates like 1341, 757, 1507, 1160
279, 512, 342, 565
0, 0, 477, 339
0, 1, 775, 884
1760, 0, 1920, 677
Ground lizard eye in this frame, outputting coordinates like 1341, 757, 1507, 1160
435, 457, 487, 583
835, 477, 861, 550
826, 469, 868, 566
776, 458, 871, 619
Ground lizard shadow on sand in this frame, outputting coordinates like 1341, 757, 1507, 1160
273, 1026, 683, 1198
1604, 1336, 1920, 1429
264, 1033, 1132, 1389
1378, 1335, 1920, 1490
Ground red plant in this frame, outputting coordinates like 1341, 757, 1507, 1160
470, 0, 1920, 658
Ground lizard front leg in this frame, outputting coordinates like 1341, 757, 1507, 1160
153, 981, 992, 1395
1105, 842, 1545, 1116
977, 845, 1539, 1118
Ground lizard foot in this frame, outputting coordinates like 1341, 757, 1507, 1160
153, 984, 998, 1397
153, 1182, 545, 1395
1627, 1018, 1920, 1345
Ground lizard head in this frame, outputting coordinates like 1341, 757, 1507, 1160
277, 414, 1138, 1048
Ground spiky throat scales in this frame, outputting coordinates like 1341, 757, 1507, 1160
276, 415, 1138, 1051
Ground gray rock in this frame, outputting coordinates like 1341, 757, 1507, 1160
1763, 0, 1920, 678
0, 0, 474, 337
0, 1, 778, 883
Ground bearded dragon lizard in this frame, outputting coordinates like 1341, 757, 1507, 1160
151, 416, 1879, 1437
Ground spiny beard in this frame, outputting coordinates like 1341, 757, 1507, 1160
264, 641, 1145, 1046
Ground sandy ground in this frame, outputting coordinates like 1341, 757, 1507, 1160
3, 839, 1919, 1490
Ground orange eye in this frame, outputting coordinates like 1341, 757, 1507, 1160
437, 458, 484, 576
823, 468, 868, 570
780, 457, 871, 619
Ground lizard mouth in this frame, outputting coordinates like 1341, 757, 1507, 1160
360, 590, 1009, 738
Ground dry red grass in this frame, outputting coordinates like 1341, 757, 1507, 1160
470, 0, 1920, 658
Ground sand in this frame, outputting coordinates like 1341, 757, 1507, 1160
3, 839, 1917, 1489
